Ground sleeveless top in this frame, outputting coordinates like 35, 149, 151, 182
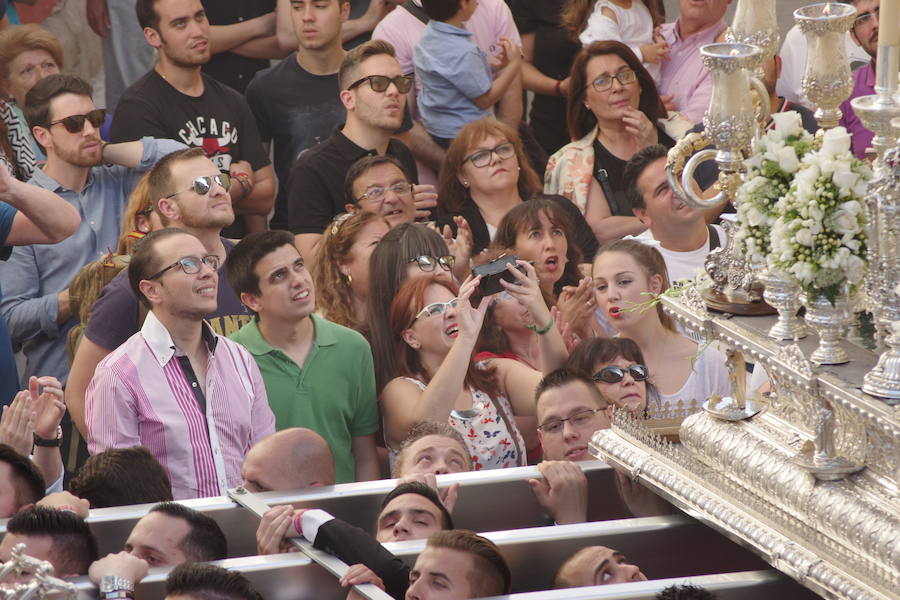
394, 377, 527, 471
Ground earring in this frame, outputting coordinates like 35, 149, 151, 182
462, 179, 469, 188
345, 273, 353, 285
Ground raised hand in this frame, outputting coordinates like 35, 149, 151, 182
30, 376, 65, 440
256, 505, 296, 555
621, 107, 658, 148
412, 184, 438, 221
528, 461, 588, 525
398, 472, 460, 513
445, 216, 473, 283
455, 275, 490, 343
499, 260, 552, 330
0, 392, 34, 456
89, 552, 149, 586
556, 277, 597, 340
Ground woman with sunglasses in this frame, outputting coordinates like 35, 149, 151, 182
312, 212, 391, 330
437, 118, 598, 260
592, 239, 729, 413
381, 261, 567, 470
545, 41, 677, 244
567, 337, 659, 417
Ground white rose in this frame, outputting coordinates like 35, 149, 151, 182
830, 208, 860, 235
820, 126, 852, 158
832, 167, 859, 196
796, 228, 815, 246
746, 206, 768, 227
770, 111, 802, 137
839, 200, 861, 216
775, 145, 801, 173
845, 255, 865, 283
790, 261, 815, 284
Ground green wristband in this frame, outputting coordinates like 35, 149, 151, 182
526, 316, 554, 335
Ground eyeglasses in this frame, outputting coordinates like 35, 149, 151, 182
414, 298, 459, 322
853, 6, 879, 27
537, 409, 605, 435
463, 142, 515, 168
592, 364, 649, 384
48, 108, 106, 134
587, 69, 637, 93
164, 173, 232, 199
357, 181, 413, 205
347, 74, 413, 94
408, 255, 455, 273
147, 254, 220, 281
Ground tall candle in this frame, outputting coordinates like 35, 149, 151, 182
880, 0, 899, 49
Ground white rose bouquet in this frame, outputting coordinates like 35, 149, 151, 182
768, 126, 872, 304
733, 112, 815, 267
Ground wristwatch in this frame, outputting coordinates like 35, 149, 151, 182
100, 575, 135, 598
33, 425, 63, 447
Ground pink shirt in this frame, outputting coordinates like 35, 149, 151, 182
658, 19, 727, 124
85, 311, 275, 500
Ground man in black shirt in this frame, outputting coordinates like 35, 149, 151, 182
287, 39, 435, 264
111, 0, 276, 236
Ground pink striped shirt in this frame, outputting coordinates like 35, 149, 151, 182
85, 311, 275, 500
658, 19, 727, 124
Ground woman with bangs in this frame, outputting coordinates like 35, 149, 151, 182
380, 262, 567, 470
491, 198, 603, 340
567, 337, 659, 417
546, 40, 682, 244
311, 211, 390, 330
437, 117, 598, 260
592, 239, 729, 412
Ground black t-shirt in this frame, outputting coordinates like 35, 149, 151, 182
110, 70, 270, 174
511, 0, 580, 155
594, 127, 675, 216
246, 56, 345, 230
287, 130, 418, 235
201, 0, 276, 94
345, 0, 373, 49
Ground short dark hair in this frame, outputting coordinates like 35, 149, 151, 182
224, 229, 298, 316
145, 146, 208, 224
567, 337, 660, 414
135, 0, 161, 30
165, 563, 263, 600
128, 227, 196, 307
623, 144, 668, 213
392, 421, 472, 477
344, 154, 410, 206
69, 447, 173, 508
535, 368, 609, 411
6, 507, 99, 576
23, 73, 92, 131
656, 584, 718, 600
149, 502, 227, 562
426, 530, 511, 596
338, 39, 396, 90
421, 0, 463, 21
0, 444, 45, 512
379, 481, 454, 530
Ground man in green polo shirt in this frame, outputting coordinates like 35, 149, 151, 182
225, 230, 379, 483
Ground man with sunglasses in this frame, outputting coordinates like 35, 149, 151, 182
66, 148, 256, 440
839, 0, 884, 159
0, 74, 185, 388
227, 230, 379, 484
85, 228, 275, 500
288, 39, 434, 265
110, 0, 275, 237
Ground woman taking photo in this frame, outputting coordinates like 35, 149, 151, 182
437, 118, 598, 260
567, 337, 659, 417
312, 212, 390, 330
381, 262, 567, 470
545, 40, 680, 243
591, 239, 730, 412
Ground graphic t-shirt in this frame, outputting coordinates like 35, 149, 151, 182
110, 70, 269, 174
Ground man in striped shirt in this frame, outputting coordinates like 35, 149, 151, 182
85, 227, 275, 499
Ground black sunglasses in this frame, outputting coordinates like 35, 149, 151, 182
408, 255, 455, 273
165, 173, 232, 199
48, 108, 106, 134
592, 364, 649, 384
347, 74, 413, 94
147, 254, 220, 281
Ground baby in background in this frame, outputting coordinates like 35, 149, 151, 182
579, 0, 668, 84
414, 0, 522, 147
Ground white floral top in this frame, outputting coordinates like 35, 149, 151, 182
399, 378, 526, 471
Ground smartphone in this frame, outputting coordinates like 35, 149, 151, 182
473, 255, 524, 295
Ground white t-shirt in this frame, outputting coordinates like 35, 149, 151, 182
659, 343, 731, 413
777, 24, 872, 110
633, 224, 727, 284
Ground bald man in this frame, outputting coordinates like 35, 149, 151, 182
555, 545, 647, 588
242, 428, 336, 493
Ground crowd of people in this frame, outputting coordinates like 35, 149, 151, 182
0, 0, 884, 598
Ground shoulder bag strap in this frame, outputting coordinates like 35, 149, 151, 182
402, 0, 430, 24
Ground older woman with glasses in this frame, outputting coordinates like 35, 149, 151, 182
380, 261, 568, 470
437, 118, 598, 260
545, 40, 678, 244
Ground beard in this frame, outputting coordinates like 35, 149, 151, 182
54, 140, 103, 168
175, 198, 236, 230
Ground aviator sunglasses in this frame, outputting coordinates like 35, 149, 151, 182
165, 173, 232, 199
592, 364, 649, 384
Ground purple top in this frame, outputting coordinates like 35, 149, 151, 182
839, 60, 875, 159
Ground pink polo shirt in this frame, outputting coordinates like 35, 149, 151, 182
658, 19, 727, 125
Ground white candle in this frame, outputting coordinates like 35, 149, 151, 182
880, 0, 899, 49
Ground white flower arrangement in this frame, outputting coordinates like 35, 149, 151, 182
768, 126, 873, 304
733, 112, 816, 267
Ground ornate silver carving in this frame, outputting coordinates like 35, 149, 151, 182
759, 268, 807, 340
0, 543, 77, 599
774, 344, 815, 379
804, 288, 851, 365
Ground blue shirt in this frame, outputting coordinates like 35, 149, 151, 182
414, 20, 492, 139
0, 201, 18, 404
0, 137, 186, 385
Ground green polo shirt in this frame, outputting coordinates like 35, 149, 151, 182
229, 314, 378, 483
